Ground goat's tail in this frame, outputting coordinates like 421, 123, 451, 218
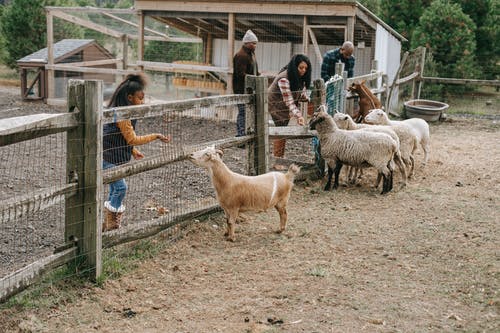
285, 164, 301, 182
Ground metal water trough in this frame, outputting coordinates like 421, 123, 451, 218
404, 99, 449, 122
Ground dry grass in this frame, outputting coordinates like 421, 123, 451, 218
0, 117, 498, 333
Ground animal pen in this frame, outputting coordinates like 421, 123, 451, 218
0, 63, 386, 301
3, 1, 498, 303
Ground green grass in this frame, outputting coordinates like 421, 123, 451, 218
1, 237, 169, 311
307, 265, 328, 278
0, 64, 17, 80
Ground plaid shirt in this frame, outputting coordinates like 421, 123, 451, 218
278, 78, 304, 118
321, 48, 355, 82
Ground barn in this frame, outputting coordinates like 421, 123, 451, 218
42, 1, 406, 102
132, 0, 406, 92
17, 39, 116, 101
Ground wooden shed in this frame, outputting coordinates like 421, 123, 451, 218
133, 0, 406, 93
17, 39, 116, 101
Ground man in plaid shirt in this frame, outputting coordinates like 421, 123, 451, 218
320, 41, 355, 82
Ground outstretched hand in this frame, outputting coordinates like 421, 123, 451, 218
296, 116, 305, 126
157, 134, 171, 143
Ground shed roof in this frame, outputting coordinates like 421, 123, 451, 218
136, 0, 406, 43
17, 39, 113, 65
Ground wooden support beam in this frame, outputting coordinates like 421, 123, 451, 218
138, 12, 145, 67
346, 16, 354, 42
307, 27, 323, 67
51, 10, 124, 38
45, 64, 139, 75
302, 16, 309, 55
227, 13, 235, 94
46, 10, 54, 101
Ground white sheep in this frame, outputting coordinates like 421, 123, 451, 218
364, 109, 430, 166
188, 145, 300, 242
309, 107, 399, 194
333, 112, 408, 187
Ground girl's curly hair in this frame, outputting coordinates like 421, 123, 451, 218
107, 73, 148, 108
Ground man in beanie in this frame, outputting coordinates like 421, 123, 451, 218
233, 29, 259, 137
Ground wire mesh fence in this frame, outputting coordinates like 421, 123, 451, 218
0, 134, 67, 278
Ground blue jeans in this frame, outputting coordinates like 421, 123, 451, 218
236, 104, 246, 136
103, 160, 127, 211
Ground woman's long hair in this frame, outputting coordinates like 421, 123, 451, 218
107, 73, 148, 108
279, 54, 312, 93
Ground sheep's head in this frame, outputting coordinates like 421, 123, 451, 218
363, 108, 387, 125
309, 106, 335, 132
188, 145, 223, 168
332, 113, 353, 129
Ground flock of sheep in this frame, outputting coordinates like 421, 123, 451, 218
189, 106, 431, 241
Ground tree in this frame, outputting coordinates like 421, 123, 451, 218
0, 0, 83, 69
359, 0, 380, 15
0, 0, 46, 68
411, 0, 477, 79
379, 0, 433, 50
452, 0, 496, 79
478, 0, 499, 80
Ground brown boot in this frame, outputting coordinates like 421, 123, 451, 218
273, 139, 286, 158
115, 212, 124, 228
102, 207, 118, 232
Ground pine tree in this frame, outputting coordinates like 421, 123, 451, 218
379, 0, 433, 50
0, 0, 46, 68
411, 0, 477, 79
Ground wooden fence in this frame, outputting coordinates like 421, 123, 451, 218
0, 76, 276, 302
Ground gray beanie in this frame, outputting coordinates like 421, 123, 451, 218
242, 30, 258, 43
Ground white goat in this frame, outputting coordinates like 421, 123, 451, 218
189, 146, 300, 242
333, 112, 407, 187
365, 109, 430, 166
309, 107, 399, 194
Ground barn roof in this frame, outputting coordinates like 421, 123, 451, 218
136, 0, 406, 43
17, 39, 113, 65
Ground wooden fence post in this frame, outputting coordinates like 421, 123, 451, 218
311, 79, 326, 110
416, 46, 426, 99
65, 79, 102, 280
245, 75, 268, 175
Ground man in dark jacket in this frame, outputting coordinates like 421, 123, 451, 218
233, 29, 259, 136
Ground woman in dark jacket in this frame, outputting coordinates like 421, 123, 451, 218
267, 54, 311, 170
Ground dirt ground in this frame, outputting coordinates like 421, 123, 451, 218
0, 85, 499, 332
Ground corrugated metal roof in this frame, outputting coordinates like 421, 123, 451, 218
17, 39, 95, 63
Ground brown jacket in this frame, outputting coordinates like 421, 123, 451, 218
232, 45, 259, 94
267, 71, 301, 126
